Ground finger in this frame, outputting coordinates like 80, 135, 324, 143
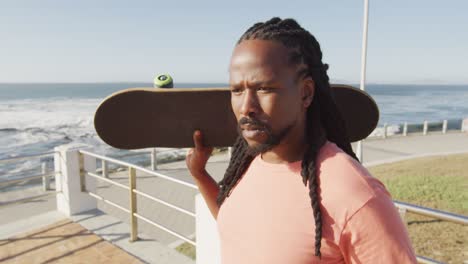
193, 130, 204, 150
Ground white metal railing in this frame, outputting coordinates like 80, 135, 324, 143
0, 172, 55, 186
98, 147, 188, 178
394, 201, 467, 264
396, 204, 467, 263
82, 150, 197, 189
415, 255, 444, 264
395, 201, 467, 225
0, 151, 56, 163
0, 147, 188, 207
0, 151, 58, 208
79, 149, 197, 246
0, 151, 56, 193
371, 118, 465, 139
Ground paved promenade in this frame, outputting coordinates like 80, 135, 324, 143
1, 132, 466, 263
1, 217, 143, 264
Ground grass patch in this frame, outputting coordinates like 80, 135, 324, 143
175, 242, 196, 260
369, 154, 468, 263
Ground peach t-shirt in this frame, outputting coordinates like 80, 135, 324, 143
217, 141, 416, 263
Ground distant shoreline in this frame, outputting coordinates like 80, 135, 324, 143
0, 82, 467, 86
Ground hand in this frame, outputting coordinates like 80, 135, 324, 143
186, 130, 213, 179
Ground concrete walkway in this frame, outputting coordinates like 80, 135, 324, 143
1, 132, 466, 263
357, 132, 468, 165
0, 216, 143, 264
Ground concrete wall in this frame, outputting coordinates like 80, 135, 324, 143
54, 143, 97, 216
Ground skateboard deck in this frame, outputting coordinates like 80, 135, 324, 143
94, 85, 378, 149
94, 88, 238, 149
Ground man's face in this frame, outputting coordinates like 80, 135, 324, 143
229, 40, 313, 154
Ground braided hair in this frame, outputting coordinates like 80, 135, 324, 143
217, 17, 359, 258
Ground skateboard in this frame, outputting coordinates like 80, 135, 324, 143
94, 85, 378, 149
94, 88, 238, 149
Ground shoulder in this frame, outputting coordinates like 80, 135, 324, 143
316, 142, 391, 229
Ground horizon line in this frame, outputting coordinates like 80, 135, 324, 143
0, 81, 467, 86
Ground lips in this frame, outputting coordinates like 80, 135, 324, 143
240, 123, 267, 140
238, 117, 270, 141
242, 128, 265, 140
241, 124, 264, 131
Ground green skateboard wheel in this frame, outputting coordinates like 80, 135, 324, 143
153, 74, 173, 88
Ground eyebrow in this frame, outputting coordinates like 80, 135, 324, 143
230, 79, 277, 88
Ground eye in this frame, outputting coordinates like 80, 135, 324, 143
230, 88, 243, 95
257, 87, 272, 93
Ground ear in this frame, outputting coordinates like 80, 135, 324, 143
301, 77, 315, 108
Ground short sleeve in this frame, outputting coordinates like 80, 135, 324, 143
339, 192, 418, 264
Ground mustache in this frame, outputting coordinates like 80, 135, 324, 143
238, 117, 267, 128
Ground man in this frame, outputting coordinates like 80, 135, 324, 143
186, 17, 417, 263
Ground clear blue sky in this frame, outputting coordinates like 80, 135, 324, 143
1, 0, 467, 84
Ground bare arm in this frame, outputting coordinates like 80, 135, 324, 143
186, 131, 220, 219
192, 169, 220, 219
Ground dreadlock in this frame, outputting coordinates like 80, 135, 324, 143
217, 17, 359, 258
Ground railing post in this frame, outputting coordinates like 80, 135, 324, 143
228, 147, 232, 159
41, 162, 50, 191
101, 160, 108, 178
129, 167, 138, 242
442, 120, 447, 134
54, 144, 97, 216
79, 154, 86, 192
461, 118, 468, 133
151, 148, 157, 170
356, 141, 363, 162
398, 207, 407, 221
383, 123, 388, 139
403, 122, 408, 136
423, 120, 428, 135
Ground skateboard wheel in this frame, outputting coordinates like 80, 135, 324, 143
153, 74, 174, 88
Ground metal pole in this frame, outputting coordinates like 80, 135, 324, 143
356, 0, 370, 162
442, 120, 447, 134
423, 120, 428, 135
403, 122, 408, 136
41, 162, 50, 191
383, 123, 388, 139
79, 153, 86, 192
129, 167, 138, 242
151, 148, 157, 170
398, 207, 407, 221
101, 160, 108, 178
228, 147, 232, 159
394, 201, 468, 225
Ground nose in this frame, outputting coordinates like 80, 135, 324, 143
239, 89, 260, 118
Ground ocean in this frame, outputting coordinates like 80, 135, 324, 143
1, 83, 467, 180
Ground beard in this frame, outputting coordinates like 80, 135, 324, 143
237, 116, 293, 157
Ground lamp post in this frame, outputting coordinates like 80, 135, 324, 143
356, 0, 370, 162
